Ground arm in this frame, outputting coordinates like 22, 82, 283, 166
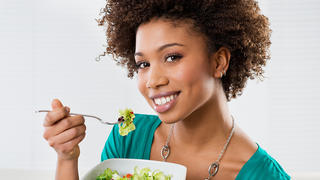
56, 157, 79, 180
42, 99, 86, 180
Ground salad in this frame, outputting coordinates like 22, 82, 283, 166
118, 108, 136, 136
96, 166, 172, 180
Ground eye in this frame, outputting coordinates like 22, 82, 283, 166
135, 61, 150, 70
165, 53, 183, 62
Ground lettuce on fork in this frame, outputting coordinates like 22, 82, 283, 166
118, 108, 136, 136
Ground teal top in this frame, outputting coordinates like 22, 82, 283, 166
101, 114, 290, 180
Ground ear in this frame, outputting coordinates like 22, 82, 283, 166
210, 47, 231, 79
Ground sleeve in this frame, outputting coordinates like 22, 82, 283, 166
100, 124, 122, 162
249, 160, 291, 180
262, 158, 291, 180
236, 144, 291, 180
250, 156, 291, 180
100, 113, 161, 161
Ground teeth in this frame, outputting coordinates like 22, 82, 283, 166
154, 93, 179, 105
155, 98, 161, 105
161, 97, 166, 104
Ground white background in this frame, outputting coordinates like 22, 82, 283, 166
0, 0, 320, 179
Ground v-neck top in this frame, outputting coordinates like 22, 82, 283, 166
101, 114, 290, 179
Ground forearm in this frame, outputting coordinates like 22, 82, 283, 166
55, 158, 79, 180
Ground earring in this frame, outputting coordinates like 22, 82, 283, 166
220, 70, 225, 78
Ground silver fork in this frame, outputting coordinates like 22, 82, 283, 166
35, 110, 122, 125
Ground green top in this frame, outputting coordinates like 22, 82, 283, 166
101, 114, 290, 180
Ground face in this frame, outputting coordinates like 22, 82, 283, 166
135, 18, 217, 123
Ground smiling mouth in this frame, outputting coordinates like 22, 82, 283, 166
153, 91, 180, 105
151, 91, 181, 113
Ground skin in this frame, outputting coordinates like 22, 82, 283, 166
43, 99, 86, 180
135, 18, 258, 179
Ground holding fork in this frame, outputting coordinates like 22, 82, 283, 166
41, 99, 87, 180
36, 110, 122, 125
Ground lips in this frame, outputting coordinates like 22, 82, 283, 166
149, 91, 181, 99
151, 91, 181, 113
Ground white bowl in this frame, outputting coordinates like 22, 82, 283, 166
82, 158, 187, 180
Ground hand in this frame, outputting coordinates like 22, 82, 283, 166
42, 99, 86, 160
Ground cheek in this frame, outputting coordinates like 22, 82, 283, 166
172, 58, 213, 103
137, 73, 147, 97
174, 61, 207, 86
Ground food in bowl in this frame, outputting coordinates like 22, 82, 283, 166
96, 166, 172, 180
82, 159, 186, 180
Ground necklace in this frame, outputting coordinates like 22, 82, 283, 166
161, 116, 235, 180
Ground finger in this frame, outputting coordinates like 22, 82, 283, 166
43, 115, 85, 139
43, 106, 70, 127
58, 133, 86, 154
48, 125, 86, 147
51, 98, 64, 110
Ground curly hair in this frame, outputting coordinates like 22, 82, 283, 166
95, 0, 271, 101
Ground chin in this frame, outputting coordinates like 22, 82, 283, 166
155, 111, 185, 124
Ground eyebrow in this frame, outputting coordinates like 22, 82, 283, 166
134, 43, 184, 57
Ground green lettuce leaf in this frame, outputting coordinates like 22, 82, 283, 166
96, 168, 119, 180
96, 166, 172, 180
118, 108, 136, 136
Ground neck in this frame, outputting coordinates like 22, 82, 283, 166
170, 89, 234, 153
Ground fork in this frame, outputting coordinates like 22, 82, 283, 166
35, 110, 122, 125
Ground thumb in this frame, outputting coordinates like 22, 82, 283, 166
51, 98, 64, 110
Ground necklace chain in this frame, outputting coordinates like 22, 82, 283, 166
161, 116, 235, 180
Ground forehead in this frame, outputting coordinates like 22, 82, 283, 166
135, 18, 206, 52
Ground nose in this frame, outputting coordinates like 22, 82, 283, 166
146, 66, 169, 89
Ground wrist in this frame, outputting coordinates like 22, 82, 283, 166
57, 146, 80, 161
57, 156, 78, 164
56, 157, 79, 180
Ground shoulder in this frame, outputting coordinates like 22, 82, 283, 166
133, 113, 161, 129
124, 113, 161, 141
101, 113, 161, 161
111, 113, 161, 137
236, 144, 291, 180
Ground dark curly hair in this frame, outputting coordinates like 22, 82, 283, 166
95, 0, 271, 101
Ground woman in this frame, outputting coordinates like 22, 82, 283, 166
43, 0, 290, 179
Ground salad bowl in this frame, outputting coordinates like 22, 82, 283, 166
82, 158, 187, 180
